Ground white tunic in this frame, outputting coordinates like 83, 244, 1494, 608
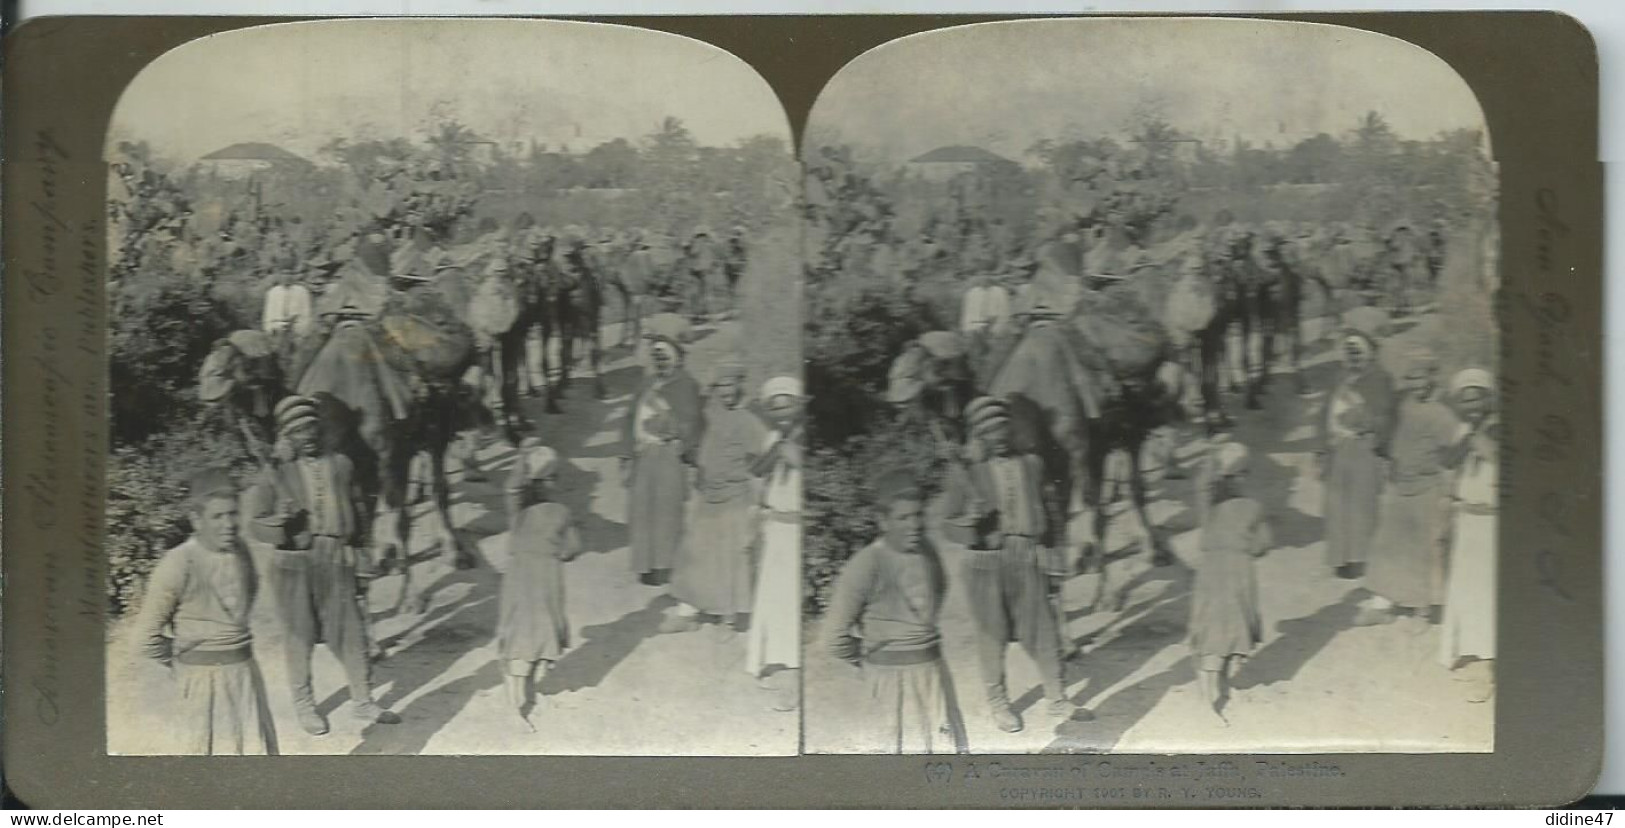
262, 283, 313, 337
1439, 425, 1499, 666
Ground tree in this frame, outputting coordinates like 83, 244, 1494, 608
580, 137, 640, 188
1285, 133, 1343, 184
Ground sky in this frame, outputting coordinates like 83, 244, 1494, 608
106, 19, 793, 165
806, 17, 1491, 168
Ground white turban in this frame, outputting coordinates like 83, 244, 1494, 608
760, 375, 804, 402
524, 445, 558, 480
1215, 441, 1250, 478
1450, 367, 1495, 398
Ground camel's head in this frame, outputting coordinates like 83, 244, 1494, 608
199, 330, 287, 447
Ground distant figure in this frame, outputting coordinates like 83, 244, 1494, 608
1317, 311, 1395, 579
824, 469, 965, 754
132, 467, 277, 755
663, 361, 767, 634
1438, 368, 1499, 703
746, 374, 808, 713
262, 267, 314, 340
497, 443, 581, 730
722, 226, 749, 317
959, 274, 1012, 339
1188, 442, 1273, 724
1359, 348, 1459, 628
685, 228, 719, 321
620, 234, 657, 347
1426, 218, 1449, 290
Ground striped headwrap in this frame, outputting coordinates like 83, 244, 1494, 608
274, 395, 320, 437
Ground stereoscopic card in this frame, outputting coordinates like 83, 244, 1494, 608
1, 12, 1602, 808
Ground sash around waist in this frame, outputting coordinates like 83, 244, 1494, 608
866, 645, 942, 666
176, 645, 252, 666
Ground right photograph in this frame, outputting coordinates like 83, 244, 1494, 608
801, 17, 1500, 754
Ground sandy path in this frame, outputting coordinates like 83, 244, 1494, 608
802, 311, 1494, 754
108, 319, 799, 756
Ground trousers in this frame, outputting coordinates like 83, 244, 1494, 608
273, 537, 374, 711
963, 536, 1066, 705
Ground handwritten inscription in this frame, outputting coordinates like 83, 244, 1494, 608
23, 129, 108, 724
1517, 187, 1581, 604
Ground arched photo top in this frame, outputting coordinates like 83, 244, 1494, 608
104, 18, 794, 167
805, 17, 1491, 168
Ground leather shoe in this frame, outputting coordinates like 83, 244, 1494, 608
354, 700, 402, 725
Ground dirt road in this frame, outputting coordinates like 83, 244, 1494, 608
108, 319, 800, 756
803, 311, 1495, 754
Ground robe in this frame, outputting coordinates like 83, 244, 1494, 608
623, 368, 704, 575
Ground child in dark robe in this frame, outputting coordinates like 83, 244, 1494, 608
497, 443, 581, 729
1188, 441, 1274, 724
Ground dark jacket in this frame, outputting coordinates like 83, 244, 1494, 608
244, 453, 363, 550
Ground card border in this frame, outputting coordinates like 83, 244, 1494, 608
1, 11, 1603, 808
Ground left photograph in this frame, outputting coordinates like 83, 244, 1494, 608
104, 19, 803, 756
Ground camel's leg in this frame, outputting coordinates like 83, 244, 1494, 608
1241, 296, 1264, 411
617, 285, 634, 347
496, 328, 529, 438
541, 313, 563, 415
557, 309, 576, 394
587, 306, 607, 401
1200, 323, 1232, 433
427, 441, 478, 572
1287, 282, 1311, 396
376, 446, 416, 616
1125, 445, 1171, 569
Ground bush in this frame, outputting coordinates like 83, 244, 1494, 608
110, 261, 244, 447
107, 415, 255, 617
803, 418, 942, 618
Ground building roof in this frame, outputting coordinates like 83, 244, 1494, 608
199, 142, 311, 165
908, 145, 1015, 165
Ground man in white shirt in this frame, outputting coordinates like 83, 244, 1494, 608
262, 269, 314, 339
960, 275, 1012, 338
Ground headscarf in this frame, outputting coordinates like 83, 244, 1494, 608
760, 375, 804, 402
711, 361, 748, 387
524, 445, 559, 480
1215, 441, 1250, 478
1405, 346, 1441, 380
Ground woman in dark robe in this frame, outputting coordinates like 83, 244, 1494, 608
1358, 347, 1459, 626
663, 361, 767, 633
620, 332, 703, 585
1317, 311, 1396, 578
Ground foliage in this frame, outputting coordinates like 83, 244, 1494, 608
109, 116, 796, 616
803, 419, 942, 617
798, 108, 1499, 615
109, 243, 242, 447
107, 414, 255, 617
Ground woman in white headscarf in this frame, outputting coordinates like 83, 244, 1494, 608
1317, 312, 1396, 578
1438, 367, 1499, 703
745, 375, 806, 712
620, 332, 703, 585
